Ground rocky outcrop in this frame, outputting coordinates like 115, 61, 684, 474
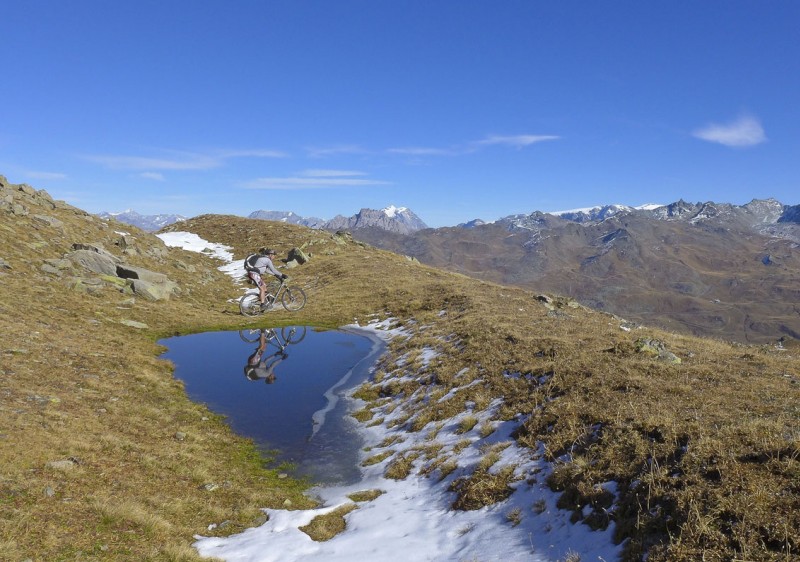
286, 247, 310, 266
67, 245, 120, 276
116, 264, 180, 300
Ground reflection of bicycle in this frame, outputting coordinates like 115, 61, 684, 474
240, 278, 307, 317
239, 326, 307, 347
244, 329, 293, 384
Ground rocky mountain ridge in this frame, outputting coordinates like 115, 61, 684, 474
349, 197, 800, 344
249, 204, 428, 235
103, 204, 429, 235
246, 209, 326, 228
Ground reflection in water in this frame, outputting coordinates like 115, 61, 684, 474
159, 327, 382, 485
242, 328, 306, 384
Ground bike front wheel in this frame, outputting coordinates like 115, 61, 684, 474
281, 326, 307, 344
239, 294, 262, 317
280, 285, 307, 311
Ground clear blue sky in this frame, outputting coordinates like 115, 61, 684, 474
1, 1, 798, 227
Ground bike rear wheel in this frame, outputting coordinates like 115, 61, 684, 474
239, 329, 262, 343
280, 285, 307, 311
239, 294, 263, 317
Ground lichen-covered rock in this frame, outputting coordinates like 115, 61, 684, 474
287, 247, 310, 265
67, 249, 119, 276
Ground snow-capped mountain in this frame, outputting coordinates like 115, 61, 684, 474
457, 219, 487, 229
97, 210, 186, 232
496, 204, 664, 231
249, 205, 429, 235
551, 204, 636, 223
247, 210, 325, 228
323, 205, 428, 235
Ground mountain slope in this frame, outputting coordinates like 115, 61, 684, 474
352, 199, 800, 344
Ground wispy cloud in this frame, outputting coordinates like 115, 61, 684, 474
387, 147, 457, 156
472, 134, 560, 148
26, 171, 66, 180
82, 147, 286, 171
305, 145, 367, 158
388, 134, 559, 157
139, 172, 165, 181
692, 114, 767, 148
301, 169, 367, 177
217, 149, 288, 159
244, 170, 389, 190
84, 153, 219, 171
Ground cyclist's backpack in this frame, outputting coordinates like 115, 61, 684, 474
244, 253, 260, 272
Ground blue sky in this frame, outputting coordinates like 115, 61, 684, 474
1, 1, 798, 227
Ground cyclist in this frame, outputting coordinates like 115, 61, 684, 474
246, 248, 288, 309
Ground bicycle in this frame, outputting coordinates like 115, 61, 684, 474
239, 326, 307, 346
239, 277, 307, 316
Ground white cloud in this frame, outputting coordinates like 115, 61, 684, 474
300, 169, 367, 177
84, 153, 221, 171
217, 149, 288, 159
388, 134, 558, 158
139, 172, 165, 181
83, 147, 287, 171
692, 114, 767, 147
244, 175, 390, 190
305, 145, 367, 158
387, 146, 457, 156
26, 171, 66, 180
473, 134, 560, 148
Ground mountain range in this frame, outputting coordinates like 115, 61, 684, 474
97, 209, 187, 232
246, 205, 428, 235
348, 198, 800, 343
102, 204, 427, 234
99, 199, 800, 343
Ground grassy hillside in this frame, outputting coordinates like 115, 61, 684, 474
2, 177, 799, 561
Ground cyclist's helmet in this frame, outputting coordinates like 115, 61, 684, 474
260, 247, 276, 256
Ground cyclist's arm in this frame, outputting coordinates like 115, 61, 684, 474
262, 258, 282, 278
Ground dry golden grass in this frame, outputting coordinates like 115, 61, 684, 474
2, 182, 800, 561
298, 503, 358, 542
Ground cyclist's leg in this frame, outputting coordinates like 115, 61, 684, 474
250, 272, 267, 304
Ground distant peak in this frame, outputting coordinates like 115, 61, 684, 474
382, 205, 408, 218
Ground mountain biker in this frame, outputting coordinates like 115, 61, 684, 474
246, 248, 288, 309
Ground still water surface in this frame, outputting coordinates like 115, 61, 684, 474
159, 327, 382, 485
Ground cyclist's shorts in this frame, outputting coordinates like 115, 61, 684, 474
248, 271, 265, 288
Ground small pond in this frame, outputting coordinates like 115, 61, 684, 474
159, 326, 383, 485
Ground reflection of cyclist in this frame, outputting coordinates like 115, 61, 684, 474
243, 330, 288, 384
245, 248, 288, 310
